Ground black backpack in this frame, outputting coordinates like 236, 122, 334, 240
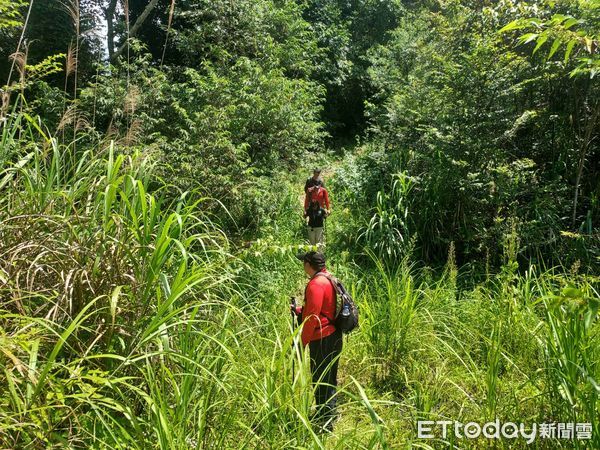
315, 272, 359, 334
305, 177, 323, 193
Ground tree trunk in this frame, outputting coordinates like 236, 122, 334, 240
105, 0, 118, 59
111, 0, 160, 61
571, 99, 599, 228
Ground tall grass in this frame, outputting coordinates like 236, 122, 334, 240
0, 115, 390, 448
346, 238, 599, 448
537, 276, 600, 445
1, 113, 598, 448
0, 113, 229, 446
360, 251, 419, 384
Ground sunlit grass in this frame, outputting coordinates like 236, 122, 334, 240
1, 114, 598, 448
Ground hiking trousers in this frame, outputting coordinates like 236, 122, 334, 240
308, 226, 324, 246
309, 328, 343, 423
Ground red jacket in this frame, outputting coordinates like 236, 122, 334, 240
304, 186, 330, 212
301, 269, 336, 346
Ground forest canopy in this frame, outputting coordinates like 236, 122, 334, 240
2, 0, 598, 266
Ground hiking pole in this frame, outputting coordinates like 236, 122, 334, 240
290, 296, 298, 384
323, 210, 328, 253
324, 214, 327, 250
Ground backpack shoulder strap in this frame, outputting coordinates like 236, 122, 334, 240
313, 272, 341, 321
314, 271, 335, 284
310, 185, 321, 202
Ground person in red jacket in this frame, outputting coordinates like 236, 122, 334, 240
304, 183, 330, 249
304, 182, 330, 216
292, 251, 342, 430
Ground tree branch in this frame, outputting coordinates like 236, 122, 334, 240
111, 0, 160, 61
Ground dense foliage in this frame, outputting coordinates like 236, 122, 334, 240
332, 0, 599, 268
2, 1, 597, 262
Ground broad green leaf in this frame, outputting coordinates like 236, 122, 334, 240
563, 18, 580, 29
548, 38, 562, 59
533, 34, 549, 54
528, 18, 543, 27
561, 286, 582, 298
519, 33, 539, 45
584, 298, 599, 329
564, 39, 577, 62
499, 20, 523, 33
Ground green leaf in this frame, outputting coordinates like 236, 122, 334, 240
499, 20, 523, 33
528, 18, 543, 27
32, 298, 101, 399
533, 34, 549, 54
561, 286, 582, 298
110, 286, 123, 326
584, 298, 599, 329
519, 33, 539, 45
563, 18, 580, 29
548, 38, 562, 59
564, 39, 577, 63
25, 339, 39, 404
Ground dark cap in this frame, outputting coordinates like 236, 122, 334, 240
296, 251, 326, 269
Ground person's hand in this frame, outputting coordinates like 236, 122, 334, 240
290, 304, 302, 317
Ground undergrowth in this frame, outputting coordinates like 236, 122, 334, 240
1, 114, 599, 449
